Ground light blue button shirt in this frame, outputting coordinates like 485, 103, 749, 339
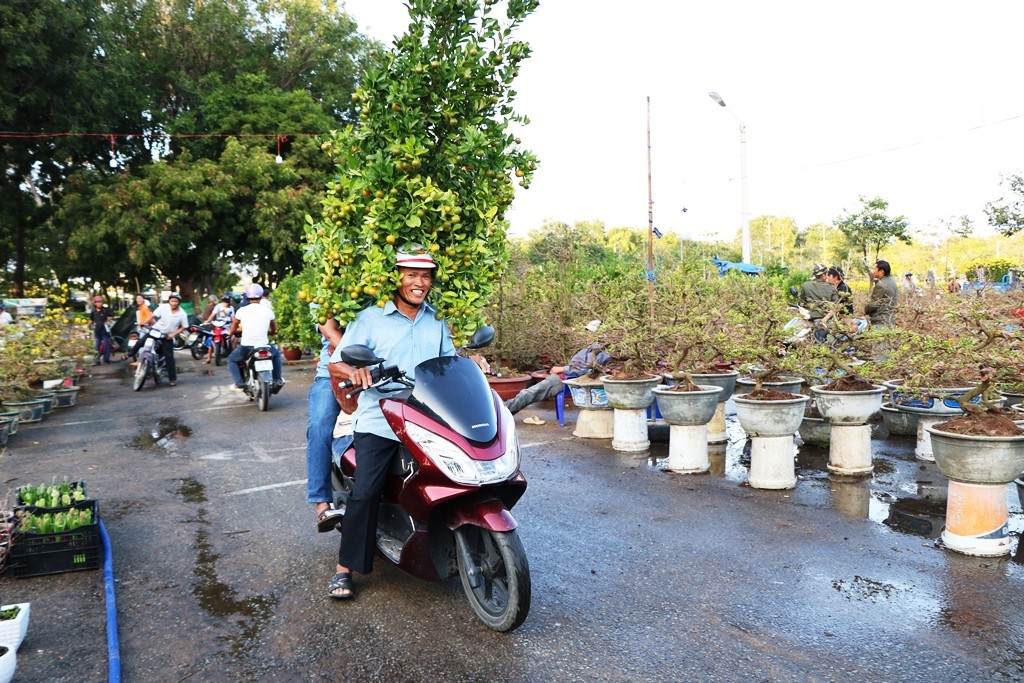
328, 300, 454, 440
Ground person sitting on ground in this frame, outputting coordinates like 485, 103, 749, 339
799, 264, 839, 320
503, 319, 612, 422
825, 266, 853, 316
0, 305, 12, 326
226, 284, 284, 393
865, 259, 899, 327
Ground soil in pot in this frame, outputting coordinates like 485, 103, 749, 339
746, 388, 803, 401
935, 411, 1022, 437
821, 377, 877, 392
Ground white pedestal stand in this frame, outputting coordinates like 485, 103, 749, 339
573, 408, 613, 439
707, 403, 727, 444
667, 424, 709, 474
748, 435, 797, 489
827, 424, 873, 475
611, 408, 649, 452
915, 414, 946, 462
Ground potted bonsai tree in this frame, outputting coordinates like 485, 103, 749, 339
591, 272, 665, 452
304, 0, 539, 350
274, 270, 322, 361
720, 279, 812, 489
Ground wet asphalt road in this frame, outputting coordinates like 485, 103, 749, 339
2, 357, 1024, 682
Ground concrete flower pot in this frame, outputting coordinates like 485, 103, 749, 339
654, 385, 723, 474
735, 375, 804, 397
734, 394, 810, 490
810, 384, 885, 426
601, 375, 662, 452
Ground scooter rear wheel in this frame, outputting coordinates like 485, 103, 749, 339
455, 526, 531, 632
257, 377, 269, 411
190, 341, 206, 361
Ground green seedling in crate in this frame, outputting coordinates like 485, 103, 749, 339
18, 477, 86, 508
19, 506, 93, 534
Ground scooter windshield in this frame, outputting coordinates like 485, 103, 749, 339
409, 356, 498, 443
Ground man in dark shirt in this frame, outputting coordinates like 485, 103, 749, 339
865, 260, 899, 327
89, 295, 114, 365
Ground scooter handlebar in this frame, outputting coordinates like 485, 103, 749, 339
338, 364, 404, 399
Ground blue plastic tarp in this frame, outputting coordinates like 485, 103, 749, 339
711, 257, 764, 276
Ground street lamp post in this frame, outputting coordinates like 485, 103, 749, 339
709, 91, 751, 264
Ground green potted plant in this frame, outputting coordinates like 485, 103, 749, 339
304, 0, 539, 347
272, 270, 321, 360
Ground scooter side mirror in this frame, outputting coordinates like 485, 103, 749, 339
464, 325, 495, 350
339, 344, 385, 367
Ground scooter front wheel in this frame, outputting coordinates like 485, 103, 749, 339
455, 526, 531, 632
132, 360, 147, 391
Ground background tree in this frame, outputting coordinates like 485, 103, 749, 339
985, 173, 1024, 235
833, 195, 912, 265
2, 0, 375, 299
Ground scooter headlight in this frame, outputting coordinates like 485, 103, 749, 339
405, 422, 520, 486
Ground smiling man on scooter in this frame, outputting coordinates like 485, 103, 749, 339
325, 245, 490, 600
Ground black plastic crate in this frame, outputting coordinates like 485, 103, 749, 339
10, 500, 102, 578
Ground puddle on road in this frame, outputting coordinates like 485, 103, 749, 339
174, 477, 277, 678
129, 417, 193, 453
643, 408, 1024, 550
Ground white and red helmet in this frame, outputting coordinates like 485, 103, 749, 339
395, 245, 436, 270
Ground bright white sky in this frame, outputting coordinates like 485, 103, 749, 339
341, 0, 1024, 242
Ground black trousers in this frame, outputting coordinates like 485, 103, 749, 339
338, 432, 400, 574
157, 337, 177, 382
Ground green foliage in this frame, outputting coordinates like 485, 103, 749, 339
985, 173, 1024, 236
2, 0, 375, 296
963, 256, 1016, 283
305, 0, 539, 345
833, 196, 912, 262
17, 479, 87, 508
272, 270, 322, 349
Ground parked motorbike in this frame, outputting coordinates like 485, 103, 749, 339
211, 323, 231, 365
132, 325, 169, 391
237, 345, 279, 411
785, 286, 867, 352
186, 324, 212, 361
331, 326, 530, 632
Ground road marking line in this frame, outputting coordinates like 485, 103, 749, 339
228, 479, 306, 496
520, 437, 575, 449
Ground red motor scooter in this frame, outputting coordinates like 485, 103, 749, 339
331, 326, 530, 632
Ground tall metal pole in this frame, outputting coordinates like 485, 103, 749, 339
738, 122, 751, 264
709, 92, 752, 264
646, 97, 655, 320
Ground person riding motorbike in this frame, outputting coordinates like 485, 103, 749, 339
142, 293, 189, 386
324, 245, 490, 600
226, 284, 284, 393
201, 293, 235, 364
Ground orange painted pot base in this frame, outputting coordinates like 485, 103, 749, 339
942, 480, 1011, 556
